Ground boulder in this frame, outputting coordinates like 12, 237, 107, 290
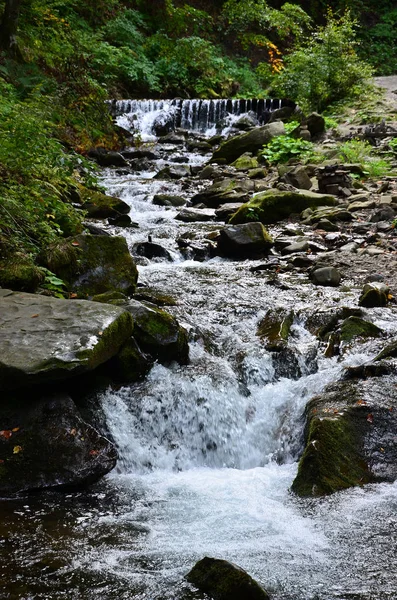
41, 234, 138, 297
292, 374, 397, 497
133, 241, 173, 262
108, 214, 134, 228
154, 165, 190, 179
307, 112, 326, 137
257, 308, 294, 350
217, 222, 273, 257
152, 194, 186, 207
0, 253, 44, 293
105, 337, 153, 383
280, 165, 312, 190
186, 557, 270, 600
212, 122, 286, 164
87, 148, 128, 167
340, 316, 383, 343
230, 153, 259, 171
359, 282, 389, 307
0, 289, 134, 390
191, 179, 254, 208
152, 111, 175, 136
229, 190, 336, 225
310, 267, 341, 287
78, 185, 130, 219
124, 300, 189, 364
0, 392, 117, 495
175, 208, 216, 222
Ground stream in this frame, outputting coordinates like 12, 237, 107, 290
1, 101, 397, 600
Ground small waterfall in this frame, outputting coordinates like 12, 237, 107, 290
110, 97, 297, 140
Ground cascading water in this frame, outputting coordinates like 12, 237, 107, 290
3, 125, 397, 600
112, 97, 295, 140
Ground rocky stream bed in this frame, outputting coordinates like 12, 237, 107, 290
2, 87, 397, 599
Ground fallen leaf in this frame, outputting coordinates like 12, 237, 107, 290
71, 241, 80, 246
70, 428, 77, 436
367, 413, 374, 423
12, 427, 20, 432
31, 314, 39, 318
13, 445, 22, 454
98, 331, 103, 336
69, 293, 78, 299
89, 450, 99, 456
0, 430, 12, 439
356, 399, 367, 406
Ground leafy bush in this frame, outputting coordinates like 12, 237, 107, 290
261, 135, 315, 164
271, 12, 373, 112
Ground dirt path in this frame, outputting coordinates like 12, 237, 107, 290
374, 76, 397, 109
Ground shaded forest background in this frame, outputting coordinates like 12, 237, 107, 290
0, 0, 396, 282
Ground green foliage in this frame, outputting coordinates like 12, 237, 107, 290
271, 12, 373, 112
261, 135, 315, 164
39, 268, 68, 298
358, 8, 397, 75
336, 139, 391, 178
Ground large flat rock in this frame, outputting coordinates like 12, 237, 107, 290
0, 289, 134, 390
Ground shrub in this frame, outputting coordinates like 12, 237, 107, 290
337, 139, 391, 178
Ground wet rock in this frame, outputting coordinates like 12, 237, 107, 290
152, 112, 175, 136
229, 190, 336, 225
157, 131, 186, 144
152, 194, 186, 207
340, 316, 383, 343
186, 557, 270, 600
133, 241, 173, 262
343, 361, 396, 380
91, 290, 128, 304
257, 308, 294, 349
187, 140, 212, 152
375, 338, 397, 362
108, 214, 134, 227
315, 218, 339, 232
175, 208, 216, 222
154, 165, 190, 179
0, 289, 134, 390
0, 253, 44, 293
292, 375, 397, 497
191, 179, 253, 208
281, 240, 309, 255
215, 203, 244, 221
121, 149, 159, 160
79, 185, 130, 219
217, 223, 274, 257
212, 121, 285, 164
105, 337, 153, 383
0, 392, 118, 495
41, 234, 138, 297
124, 299, 189, 364
88, 148, 128, 167
310, 266, 341, 287
234, 114, 258, 130
359, 282, 389, 307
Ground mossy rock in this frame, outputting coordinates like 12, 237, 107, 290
292, 376, 397, 497
92, 291, 128, 304
40, 234, 138, 297
340, 316, 383, 343
124, 300, 189, 364
0, 392, 117, 495
0, 253, 44, 293
231, 153, 259, 171
211, 121, 286, 164
257, 308, 294, 350
359, 283, 389, 308
78, 184, 130, 218
186, 556, 270, 600
229, 190, 336, 225
105, 337, 153, 383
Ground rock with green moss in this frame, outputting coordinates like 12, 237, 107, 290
106, 337, 153, 382
191, 178, 254, 208
0, 289, 134, 390
0, 253, 44, 292
41, 234, 138, 297
231, 153, 259, 171
91, 290, 128, 304
78, 184, 130, 219
186, 557, 270, 600
229, 190, 336, 225
124, 300, 189, 364
292, 375, 397, 497
359, 282, 389, 308
217, 222, 274, 258
0, 392, 117, 495
340, 316, 383, 343
257, 308, 294, 350
211, 121, 285, 164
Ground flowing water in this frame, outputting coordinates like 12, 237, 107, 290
2, 110, 397, 600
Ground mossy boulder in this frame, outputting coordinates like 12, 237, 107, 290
105, 337, 153, 383
217, 222, 274, 257
0, 392, 117, 495
292, 375, 397, 497
231, 153, 259, 171
191, 179, 254, 208
124, 300, 189, 364
186, 557, 270, 600
0, 289, 134, 390
340, 316, 383, 343
40, 234, 138, 297
257, 308, 294, 350
359, 283, 390, 308
0, 253, 44, 292
212, 121, 285, 164
229, 190, 336, 225
78, 184, 130, 219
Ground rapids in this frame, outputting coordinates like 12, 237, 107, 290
2, 111, 397, 600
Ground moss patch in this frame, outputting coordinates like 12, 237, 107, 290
340, 316, 383, 343
0, 254, 44, 292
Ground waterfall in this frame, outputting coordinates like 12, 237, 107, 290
110, 97, 297, 140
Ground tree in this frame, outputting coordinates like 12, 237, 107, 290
0, 0, 22, 56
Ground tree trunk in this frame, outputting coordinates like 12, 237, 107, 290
0, 0, 22, 56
